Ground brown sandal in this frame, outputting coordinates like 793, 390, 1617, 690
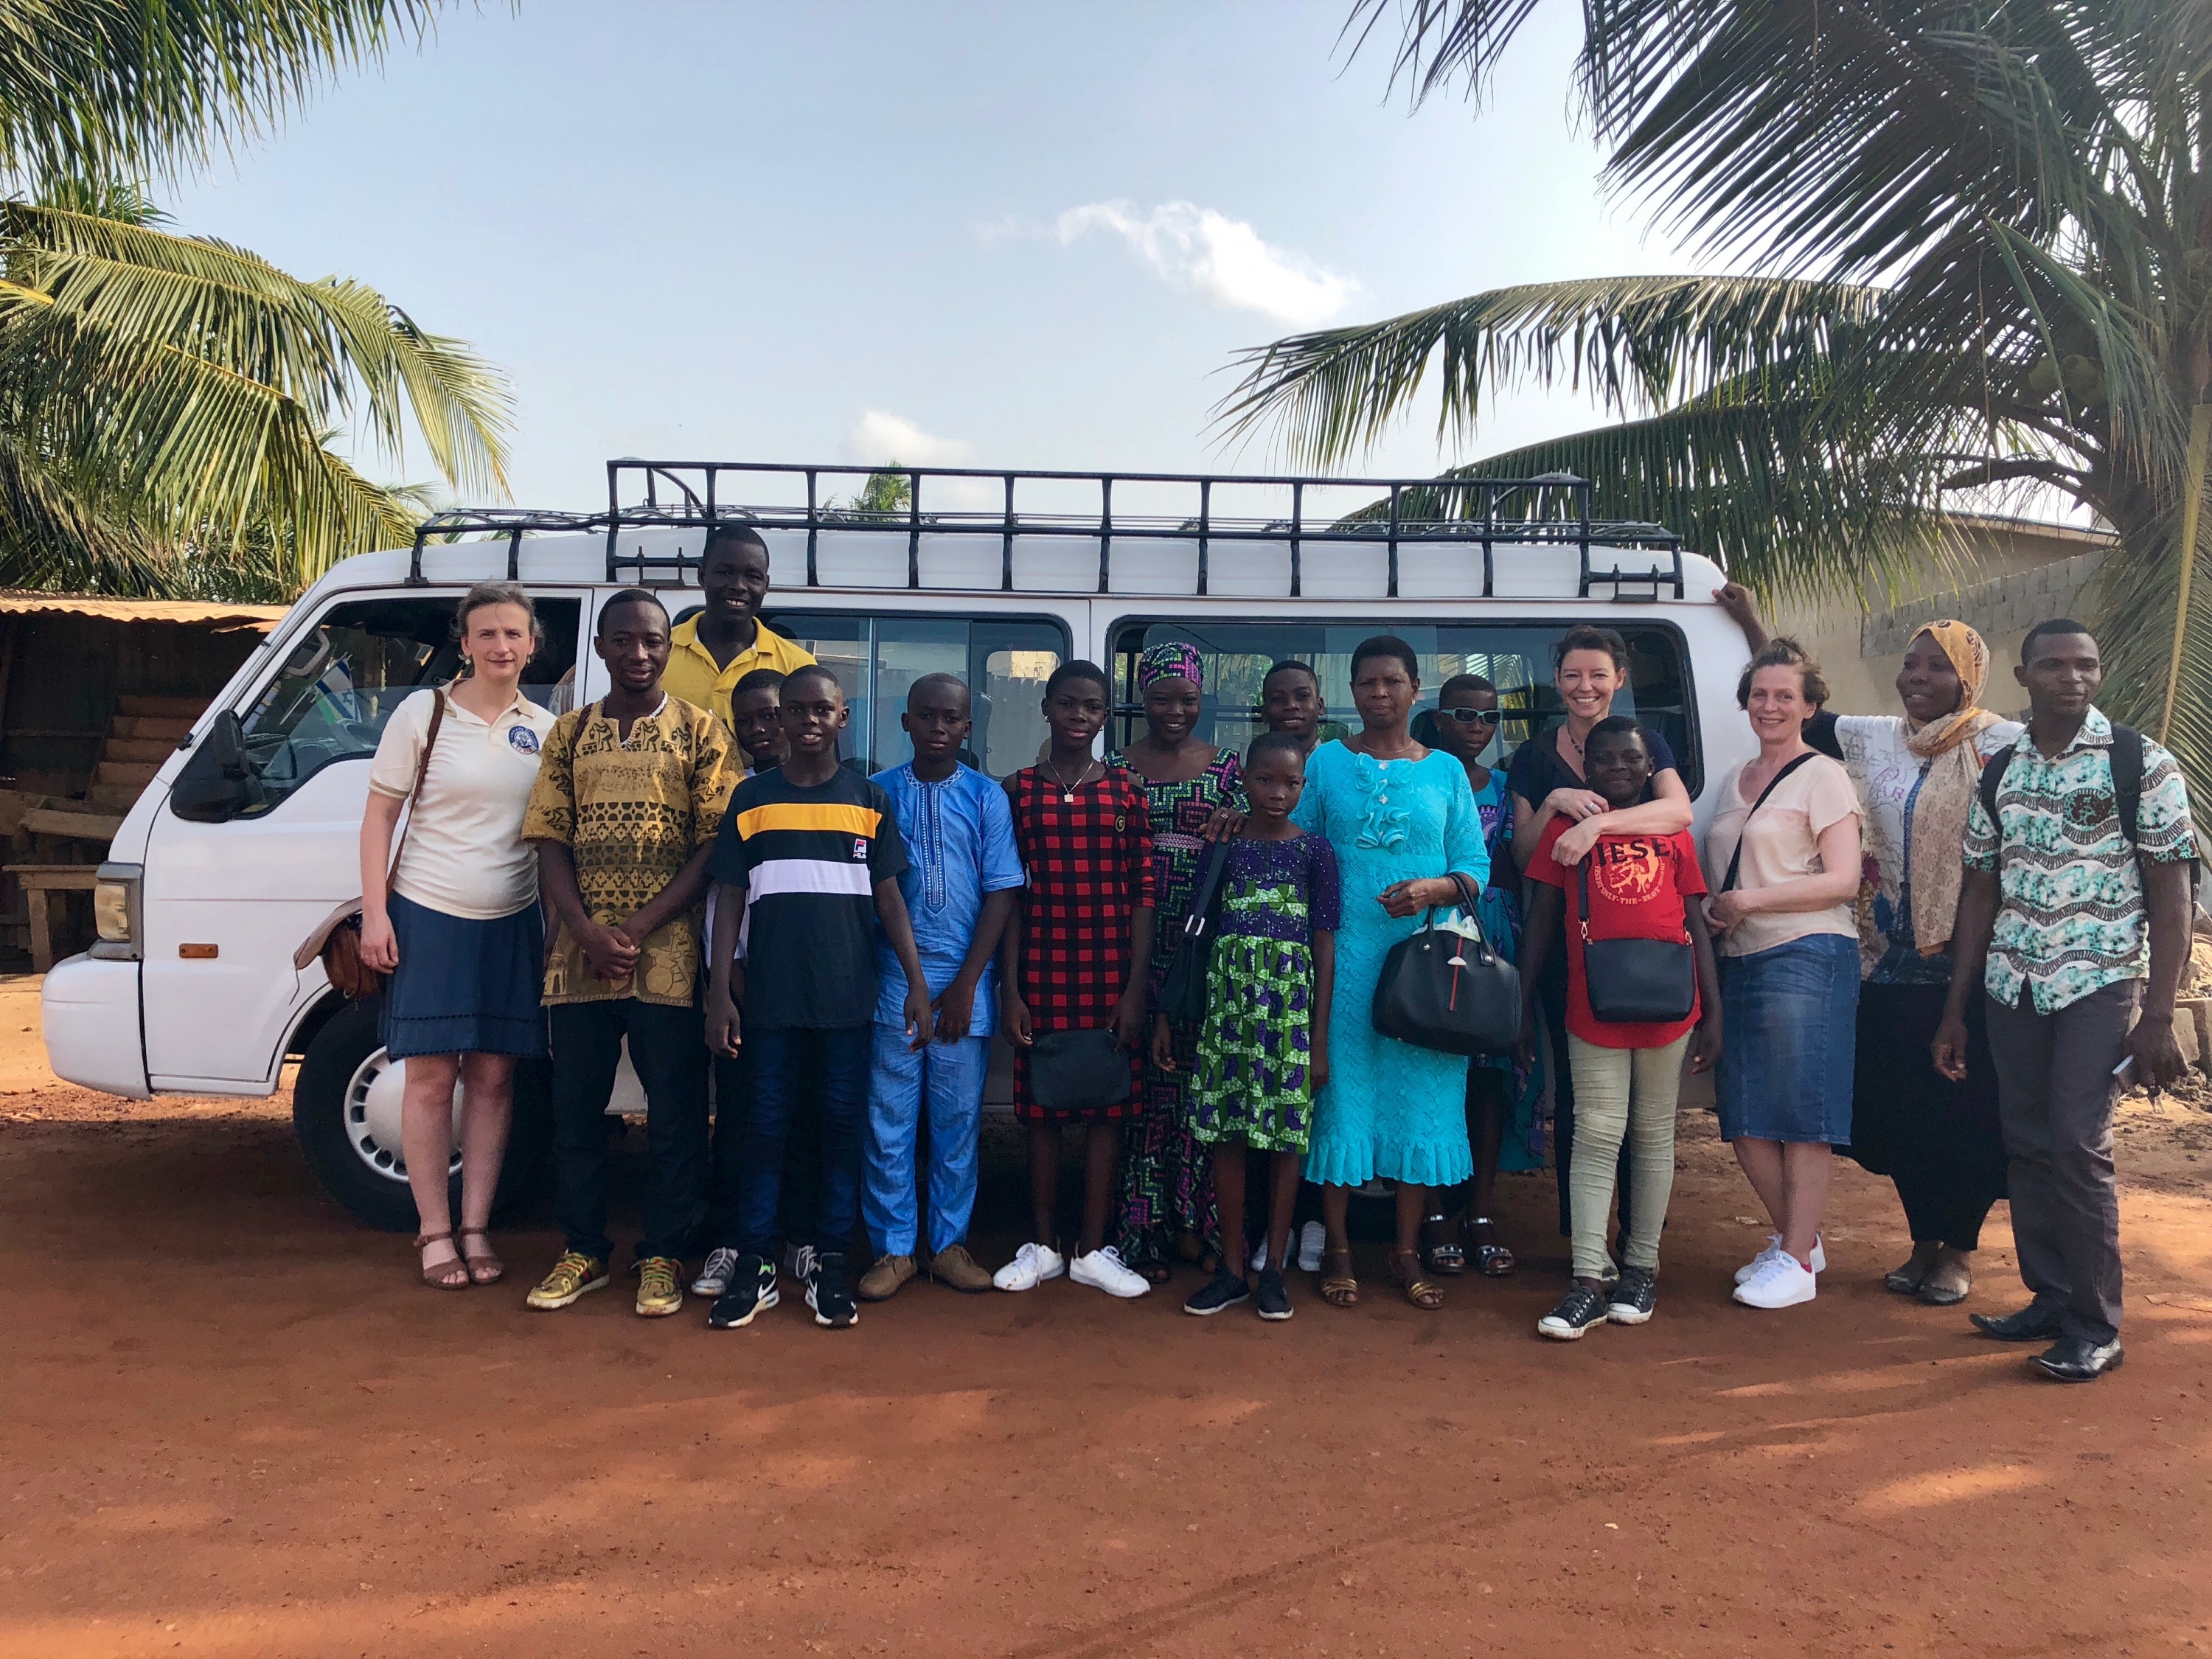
1320, 1246, 1359, 1308
417, 1231, 470, 1290
459, 1228, 504, 1286
1389, 1247, 1445, 1311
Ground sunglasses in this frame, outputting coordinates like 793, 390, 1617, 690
1437, 707, 1503, 727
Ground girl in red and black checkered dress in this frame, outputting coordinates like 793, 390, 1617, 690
993, 661, 1158, 1299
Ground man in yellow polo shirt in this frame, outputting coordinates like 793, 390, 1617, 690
663, 523, 816, 729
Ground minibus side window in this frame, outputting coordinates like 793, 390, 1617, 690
229, 595, 582, 814
1108, 619, 1700, 796
758, 611, 1067, 778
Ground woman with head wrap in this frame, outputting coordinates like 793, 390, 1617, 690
1107, 640, 1245, 1280
1800, 619, 2022, 1307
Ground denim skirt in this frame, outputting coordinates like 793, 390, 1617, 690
1715, 932, 1858, 1144
380, 891, 548, 1060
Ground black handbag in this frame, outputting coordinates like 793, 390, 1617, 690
1157, 839, 1232, 1029
1575, 858, 1695, 1024
1370, 884, 1521, 1057
1027, 1026, 1133, 1113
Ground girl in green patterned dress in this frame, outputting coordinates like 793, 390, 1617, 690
1154, 732, 1339, 1321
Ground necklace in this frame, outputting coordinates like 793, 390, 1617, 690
1046, 756, 1095, 803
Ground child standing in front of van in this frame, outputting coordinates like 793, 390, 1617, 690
996, 661, 1158, 1299
1515, 718, 1722, 1341
1157, 731, 1338, 1322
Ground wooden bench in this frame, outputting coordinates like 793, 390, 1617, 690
4, 865, 100, 972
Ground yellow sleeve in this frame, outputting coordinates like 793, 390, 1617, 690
689, 707, 738, 847
521, 710, 581, 845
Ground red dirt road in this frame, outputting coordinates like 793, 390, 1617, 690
2, 1062, 2210, 1657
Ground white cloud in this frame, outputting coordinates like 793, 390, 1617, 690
844, 408, 973, 467
1055, 200, 1357, 327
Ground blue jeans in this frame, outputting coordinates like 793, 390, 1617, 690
865, 1027, 989, 1257
737, 1026, 870, 1258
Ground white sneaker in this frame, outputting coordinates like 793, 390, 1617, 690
992, 1241, 1066, 1292
782, 1242, 818, 1287
1733, 1251, 1818, 1310
1068, 1245, 1152, 1298
1297, 1220, 1326, 1273
692, 1246, 742, 1297
1733, 1233, 1824, 1284
1250, 1239, 1269, 1273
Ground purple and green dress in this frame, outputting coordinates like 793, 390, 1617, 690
1189, 833, 1341, 1152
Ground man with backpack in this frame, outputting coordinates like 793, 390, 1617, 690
1934, 619, 2196, 1383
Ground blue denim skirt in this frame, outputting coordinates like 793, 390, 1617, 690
1715, 932, 1858, 1144
380, 891, 548, 1060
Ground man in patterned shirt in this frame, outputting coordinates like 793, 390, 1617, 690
521, 589, 737, 1319
1935, 619, 2194, 1382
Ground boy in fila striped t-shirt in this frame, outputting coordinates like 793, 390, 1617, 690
703, 664, 932, 1332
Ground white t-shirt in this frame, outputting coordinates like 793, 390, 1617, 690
367, 688, 556, 919
1704, 752, 1863, 958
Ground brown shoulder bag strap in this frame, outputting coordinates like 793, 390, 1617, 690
386, 687, 449, 881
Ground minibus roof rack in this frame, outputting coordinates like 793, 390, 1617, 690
410, 462, 1686, 599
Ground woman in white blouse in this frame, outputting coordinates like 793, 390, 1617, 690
360, 582, 557, 1290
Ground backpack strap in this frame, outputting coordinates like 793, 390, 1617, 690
1975, 743, 2012, 845
2109, 722, 2145, 846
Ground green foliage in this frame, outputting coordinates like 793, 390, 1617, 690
0, 195, 509, 597
826, 467, 914, 518
1226, 0, 2212, 787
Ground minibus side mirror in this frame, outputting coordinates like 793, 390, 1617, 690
169, 710, 264, 823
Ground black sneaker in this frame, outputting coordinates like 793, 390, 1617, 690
1255, 1267, 1293, 1321
1537, 1283, 1609, 1341
1607, 1266, 1658, 1325
1183, 1267, 1251, 1317
807, 1251, 858, 1329
706, 1255, 779, 1329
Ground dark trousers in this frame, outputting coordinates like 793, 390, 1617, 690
549, 998, 709, 1265
735, 1026, 869, 1258
1540, 950, 1630, 1239
1983, 979, 2136, 1344
707, 1049, 821, 1251
1849, 983, 2007, 1251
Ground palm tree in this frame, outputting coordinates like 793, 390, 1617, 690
1221, 0, 2212, 783
0, 187, 509, 596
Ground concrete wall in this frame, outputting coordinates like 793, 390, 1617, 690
1764, 517, 2115, 718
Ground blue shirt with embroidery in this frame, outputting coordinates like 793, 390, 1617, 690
870, 761, 1026, 1032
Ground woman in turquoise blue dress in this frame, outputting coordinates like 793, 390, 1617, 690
1294, 636, 1487, 1311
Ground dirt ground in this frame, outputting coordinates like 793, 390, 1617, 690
2, 975, 2211, 1658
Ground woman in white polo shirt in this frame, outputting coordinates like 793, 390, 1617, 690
360, 582, 558, 1290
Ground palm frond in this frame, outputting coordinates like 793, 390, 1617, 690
1217, 273, 1883, 469
0, 0, 446, 188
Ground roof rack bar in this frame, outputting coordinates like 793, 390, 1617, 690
805, 468, 819, 587
506, 527, 522, 582
1097, 476, 1113, 596
1385, 484, 1399, 599
907, 470, 922, 589
1291, 481, 1305, 598
1001, 474, 1015, 591
408, 527, 428, 586
1196, 479, 1211, 597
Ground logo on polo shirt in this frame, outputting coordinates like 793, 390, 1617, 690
508, 726, 540, 754
852, 836, 869, 861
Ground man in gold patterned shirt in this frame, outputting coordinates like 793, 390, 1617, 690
520, 588, 736, 1319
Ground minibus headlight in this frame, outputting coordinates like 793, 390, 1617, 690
91, 863, 142, 960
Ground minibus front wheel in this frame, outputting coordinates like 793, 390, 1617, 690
291, 997, 552, 1231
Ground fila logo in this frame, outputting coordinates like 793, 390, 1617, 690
852, 837, 869, 861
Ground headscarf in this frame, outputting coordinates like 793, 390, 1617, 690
1137, 641, 1204, 694
1899, 619, 2001, 955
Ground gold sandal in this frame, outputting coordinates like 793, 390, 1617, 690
1321, 1245, 1359, 1308
417, 1231, 470, 1290
459, 1227, 504, 1286
1389, 1247, 1444, 1311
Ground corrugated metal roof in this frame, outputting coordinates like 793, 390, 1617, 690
0, 591, 288, 630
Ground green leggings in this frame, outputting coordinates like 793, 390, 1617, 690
1564, 1032, 1691, 1281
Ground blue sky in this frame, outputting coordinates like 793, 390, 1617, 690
165, 0, 1700, 518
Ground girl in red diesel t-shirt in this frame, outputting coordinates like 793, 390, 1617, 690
1516, 718, 1722, 1341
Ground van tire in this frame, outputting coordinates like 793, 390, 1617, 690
293, 997, 554, 1232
